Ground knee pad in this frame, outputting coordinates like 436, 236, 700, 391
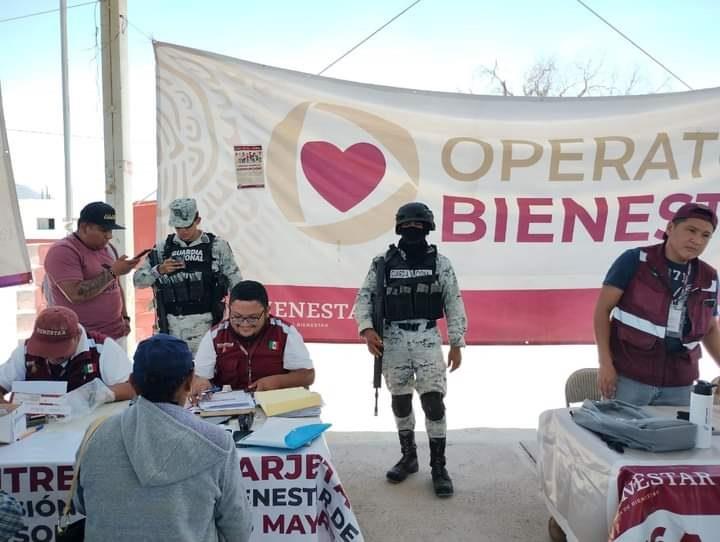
420, 392, 445, 421
391, 394, 413, 418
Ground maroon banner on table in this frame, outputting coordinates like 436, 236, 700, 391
611, 465, 720, 542
239, 450, 362, 541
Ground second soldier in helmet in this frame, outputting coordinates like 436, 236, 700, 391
354, 202, 468, 497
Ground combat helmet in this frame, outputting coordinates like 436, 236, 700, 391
395, 202, 435, 234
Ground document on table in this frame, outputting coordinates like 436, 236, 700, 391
199, 390, 255, 412
254, 387, 322, 416
11, 380, 70, 416
238, 417, 331, 449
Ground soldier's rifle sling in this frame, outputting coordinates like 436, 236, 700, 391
372, 256, 386, 416
148, 249, 169, 334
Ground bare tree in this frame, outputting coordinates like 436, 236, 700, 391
476, 56, 667, 97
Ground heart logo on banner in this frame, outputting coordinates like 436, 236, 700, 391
300, 141, 386, 212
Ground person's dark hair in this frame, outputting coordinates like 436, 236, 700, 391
230, 280, 269, 308
134, 368, 193, 403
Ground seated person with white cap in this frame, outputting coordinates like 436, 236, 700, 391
0, 306, 134, 401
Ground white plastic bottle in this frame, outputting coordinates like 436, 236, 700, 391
689, 380, 716, 449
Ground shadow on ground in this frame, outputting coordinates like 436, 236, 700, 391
326, 428, 550, 542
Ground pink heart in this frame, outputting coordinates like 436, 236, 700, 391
301, 141, 386, 212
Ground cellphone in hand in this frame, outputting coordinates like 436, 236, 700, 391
172, 255, 186, 268
133, 248, 152, 259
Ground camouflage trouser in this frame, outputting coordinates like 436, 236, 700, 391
382, 321, 447, 438
166, 313, 213, 355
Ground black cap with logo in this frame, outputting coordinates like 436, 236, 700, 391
78, 202, 125, 230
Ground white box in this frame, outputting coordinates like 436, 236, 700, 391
0, 403, 27, 443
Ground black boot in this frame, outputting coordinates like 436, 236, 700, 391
386, 430, 419, 483
429, 437, 453, 497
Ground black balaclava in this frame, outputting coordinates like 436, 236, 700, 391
398, 225, 429, 263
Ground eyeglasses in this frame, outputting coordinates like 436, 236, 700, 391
229, 311, 265, 325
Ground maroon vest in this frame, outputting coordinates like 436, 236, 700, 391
24, 331, 105, 392
611, 243, 718, 386
211, 316, 290, 389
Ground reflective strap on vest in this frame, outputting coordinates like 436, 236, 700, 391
702, 280, 718, 293
612, 307, 699, 350
611, 307, 666, 339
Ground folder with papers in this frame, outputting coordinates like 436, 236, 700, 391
254, 387, 322, 417
237, 417, 331, 449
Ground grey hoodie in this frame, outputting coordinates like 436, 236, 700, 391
75, 397, 251, 541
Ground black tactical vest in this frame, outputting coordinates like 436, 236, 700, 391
156, 233, 219, 316
383, 245, 444, 321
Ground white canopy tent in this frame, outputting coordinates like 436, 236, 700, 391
0, 84, 31, 288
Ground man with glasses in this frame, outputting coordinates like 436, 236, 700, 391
43, 202, 141, 348
193, 280, 314, 394
134, 198, 242, 354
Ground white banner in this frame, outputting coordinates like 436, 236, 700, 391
0, 84, 31, 288
154, 42, 720, 344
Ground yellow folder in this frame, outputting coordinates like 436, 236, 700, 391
254, 387, 322, 417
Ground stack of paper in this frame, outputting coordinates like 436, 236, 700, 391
12, 381, 70, 416
254, 387, 322, 417
237, 417, 330, 449
198, 390, 255, 417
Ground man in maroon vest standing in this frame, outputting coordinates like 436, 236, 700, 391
594, 202, 720, 406
193, 280, 315, 393
0, 307, 134, 401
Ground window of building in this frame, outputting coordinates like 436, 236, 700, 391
37, 218, 55, 230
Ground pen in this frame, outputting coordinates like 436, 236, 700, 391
19, 425, 44, 440
200, 386, 223, 399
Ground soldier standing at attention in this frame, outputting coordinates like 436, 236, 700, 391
133, 198, 242, 354
355, 202, 467, 498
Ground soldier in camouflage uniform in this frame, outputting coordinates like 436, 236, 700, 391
355, 202, 467, 498
133, 198, 242, 354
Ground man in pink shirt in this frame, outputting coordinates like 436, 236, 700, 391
43, 202, 142, 346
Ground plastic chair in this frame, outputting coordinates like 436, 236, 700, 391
565, 368, 601, 407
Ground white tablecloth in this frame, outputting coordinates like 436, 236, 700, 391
0, 403, 363, 542
537, 406, 720, 542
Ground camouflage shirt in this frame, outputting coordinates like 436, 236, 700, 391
133, 232, 242, 289
354, 247, 467, 348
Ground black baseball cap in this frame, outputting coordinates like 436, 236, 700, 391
78, 201, 125, 230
